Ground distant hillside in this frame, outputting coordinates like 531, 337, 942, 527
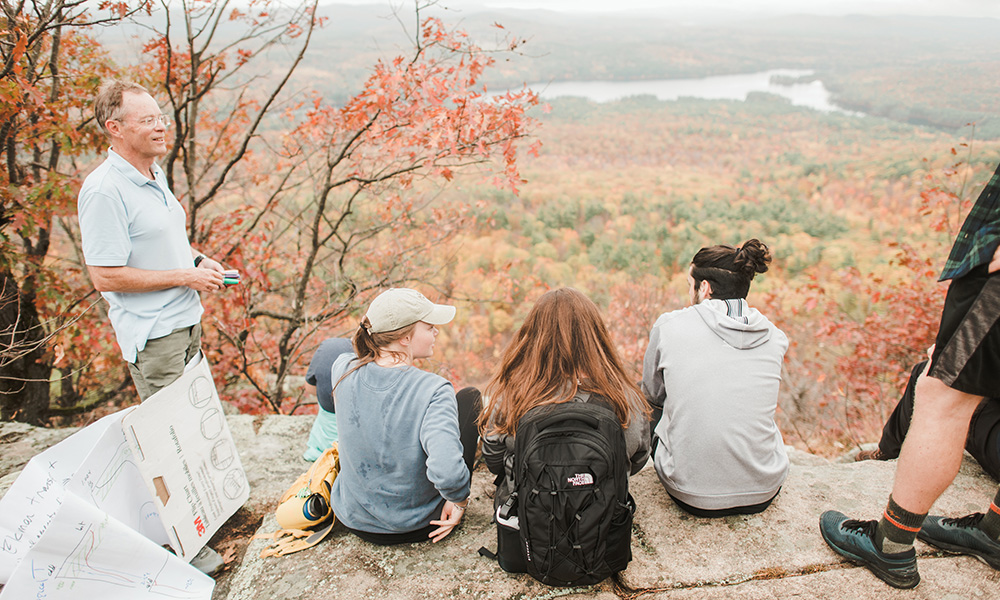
300, 6, 1000, 138
96, 4, 1000, 137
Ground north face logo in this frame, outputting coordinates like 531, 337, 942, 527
567, 473, 594, 486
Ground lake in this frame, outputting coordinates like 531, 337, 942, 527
528, 69, 858, 114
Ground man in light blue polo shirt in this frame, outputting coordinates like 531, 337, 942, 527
78, 80, 226, 400
77, 79, 228, 576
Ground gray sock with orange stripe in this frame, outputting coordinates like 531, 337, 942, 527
874, 495, 926, 554
981, 487, 1000, 541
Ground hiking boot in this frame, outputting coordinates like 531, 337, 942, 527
819, 510, 920, 589
190, 546, 225, 576
855, 447, 886, 462
917, 513, 1000, 570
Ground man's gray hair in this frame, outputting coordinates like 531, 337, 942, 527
94, 79, 150, 137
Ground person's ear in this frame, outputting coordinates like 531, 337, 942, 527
700, 280, 712, 300
105, 119, 123, 138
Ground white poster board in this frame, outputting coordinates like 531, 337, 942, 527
0, 410, 169, 582
0, 353, 246, 598
121, 355, 249, 561
0, 494, 213, 599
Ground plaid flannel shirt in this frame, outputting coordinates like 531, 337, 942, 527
939, 161, 1000, 282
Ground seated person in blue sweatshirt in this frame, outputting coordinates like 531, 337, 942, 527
329, 288, 481, 544
302, 337, 353, 461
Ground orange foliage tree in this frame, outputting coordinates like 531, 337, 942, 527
772, 149, 987, 453
1, 0, 538, 422
136, 3, 539, 413
137, 0, 322, 239
223, 18, 538, 414
0, 0, 153, 424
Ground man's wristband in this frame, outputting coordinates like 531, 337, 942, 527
194, 254, 206, 267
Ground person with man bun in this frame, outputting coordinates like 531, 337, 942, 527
642, 239, 789, 517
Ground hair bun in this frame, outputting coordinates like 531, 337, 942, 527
734, 239, 772, 276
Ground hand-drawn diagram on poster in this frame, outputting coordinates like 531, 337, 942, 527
63, 420, 171, 546
0, 353, 244, 597
0, 493, 212, 599
0, 410, 167, 583
122, 355, 249, 561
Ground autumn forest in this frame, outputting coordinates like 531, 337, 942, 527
3, 1, 1000, 457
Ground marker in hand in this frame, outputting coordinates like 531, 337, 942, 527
223, 270, 240, 286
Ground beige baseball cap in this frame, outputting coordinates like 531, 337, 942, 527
365, 288, 456, 333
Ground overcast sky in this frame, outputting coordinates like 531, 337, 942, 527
340, 0, 1000, 19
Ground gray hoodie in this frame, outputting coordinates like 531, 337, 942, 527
642, 298, 789, 510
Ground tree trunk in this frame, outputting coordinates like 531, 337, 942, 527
0, 270, 51, 425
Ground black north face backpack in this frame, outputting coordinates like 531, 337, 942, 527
488, 395, 636, 586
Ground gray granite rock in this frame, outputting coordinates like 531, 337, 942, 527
637, 558, 1000, 598
2, 416, 997, 600
0, 421, 77, 497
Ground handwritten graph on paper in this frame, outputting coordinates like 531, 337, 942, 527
64, 416, 170, 546
0, 493, 212, 600
0, 411, 127, 583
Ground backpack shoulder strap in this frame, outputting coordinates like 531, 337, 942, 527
260, 444, 340, 558
279, 444, 339, 503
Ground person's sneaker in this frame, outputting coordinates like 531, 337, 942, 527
917, 513, 1000, 570
855, 447, 886, 462
190, 545, 225, 576
819, 510, 920, 589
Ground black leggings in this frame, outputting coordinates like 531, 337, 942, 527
668, 489, 780, 518
878, 360, 1000, 481
347, 386, 482, 545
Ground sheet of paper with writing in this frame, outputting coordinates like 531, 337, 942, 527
122, 354, 249, 561
0, 493, 211, 599
0, 410, 168, 583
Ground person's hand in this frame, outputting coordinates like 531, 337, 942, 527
197, 256, 226, 274
989, 244, 1000, 274
428, 500, 467, 543
184, 267, 225, 292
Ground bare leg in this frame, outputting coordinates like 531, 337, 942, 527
891, 368, 984, 514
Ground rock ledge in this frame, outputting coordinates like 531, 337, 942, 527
2, 415, 997, 599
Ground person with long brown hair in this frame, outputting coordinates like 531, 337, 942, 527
328, 288, 481, 545
480, 287, 651, 503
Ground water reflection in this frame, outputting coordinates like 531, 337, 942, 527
529, 69, 859, 114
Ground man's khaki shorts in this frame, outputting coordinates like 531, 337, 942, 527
128, 323, 202, 401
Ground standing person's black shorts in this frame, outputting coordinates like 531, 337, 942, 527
928, 264, 1000, 397
875, 360, 1000, 480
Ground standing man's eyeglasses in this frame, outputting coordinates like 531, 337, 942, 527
125, 114, 171, 127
